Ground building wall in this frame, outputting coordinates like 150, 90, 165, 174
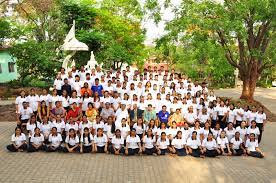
0, 51, 18, 83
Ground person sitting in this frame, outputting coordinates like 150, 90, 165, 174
66, 102, 82, 123
6, 127, 27, 152
157, 105, 170, 126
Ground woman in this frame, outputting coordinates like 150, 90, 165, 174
201, 121, 212, 141
198, 108, 210, 126
171, 131, 187, 156
189, 121, 202, 140
246, 120, 260, 140
156, 122, 168, 139
63, 128, 80, 153
104, 116, 116, 141
60, 90, 70, 111
85, 102, 98, 123
146, 119, 158, 136
216, 101, 228, 129
79, 115, 93, 135
26, 115, 41, 139
125, 128, 142, 155
51, 114, 65, 136
230, 132, 246, 156
38, 100, 49, 122
245, 133, 264, 158
109, 129, 125, 155
40, 116, 52, 143
235, 121, 247, 142
6, 127, 27, 152
92, 115, 104, 135
202, 133, 220, 157
142, 128, 157, 155
50, 89, 60, 109
93, 92, 103, 112
186, 131, 203, 157
69, 90, 82, 108
167, 121, 180, 141
65, 117, 79, 136
217, 131, 232, 156
81, 92, 93, 115
46, 127, 63, 152
224, 122, 236, 142
133, 118, 146, 140
28, 127, 46, 152
93, 128, 108, 153
211, 123, 222, 139
117, 118, 130, 141
80, 127, 94, 153
156, 132, 170, 155
227, 104, 236, 125
255, 106, 266, 143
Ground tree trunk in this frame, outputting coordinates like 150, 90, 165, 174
240, 79, 256, 101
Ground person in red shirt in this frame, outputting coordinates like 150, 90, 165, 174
66, 102, 82, 123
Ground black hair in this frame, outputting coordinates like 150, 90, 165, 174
146, 129, 154, 139
82, 127, 91, 143
69, 128, 76, 139
34, 127, 41, 137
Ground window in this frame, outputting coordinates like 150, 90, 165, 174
0, 64, 2, 73
8, 62, 15, 73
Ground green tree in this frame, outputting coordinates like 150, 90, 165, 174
147, 0, 276, 101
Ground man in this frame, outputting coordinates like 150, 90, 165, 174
17, 101, 33, 130
100, 102, 115, 122
61, 78, 72, 97
80, 82, 92, 97
157, 105, 170, 126
91, 78, 104, 97
143, 104, 157, 125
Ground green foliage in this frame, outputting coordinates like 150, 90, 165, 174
9, 41, 61, 86
0, 18, 11, 46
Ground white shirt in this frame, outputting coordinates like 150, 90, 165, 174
255, 113, 266, 124
230, 137, 243, 150
40, 122, 52, 136
184, 113, 197, 124
30, 134, 44, 145
11, 133, 26, 146
51, 121, 65, 133
234, 108, 244, 121
50, 95, 61, 108
156, 138, 169, 149
80, 134, 94, 146
143, 135, 156, 149
112, 136, 124, 149
65, 123, 79, 132
133, 123, 146, 135
227, 109, 236, 123
186, 137, 201, 149
78, 121, 92, 134
27, 122, 41, 137
93, 122, 104, 133
202, 138, 217, 150
82, 97, 93, 111
103, 124, 114, 139
172, 138, 186, 149
245, 139, 258, 152
126, 135, 140, 149
224, 128, 236, 141
246, 126, 260, 138
216, 106, 227, 116
93, 134, 108, 147
211, 128, 222, 139
19, 107, 33, 120
65, 136, 79, 146
39, 94, 51, 106
217, 137, 229, 149
54, 79, 63, 90
117, 125, 130, 139
235, 126, 247, 141
49, 134, 62, 147
26, 95, 40, 112
15, 96, 27, 113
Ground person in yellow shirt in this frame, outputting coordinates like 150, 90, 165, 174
86, 102, 98, 123
168, 108, 184, 127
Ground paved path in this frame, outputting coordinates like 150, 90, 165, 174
0, 122, 275, 183
215, 88, 276, 114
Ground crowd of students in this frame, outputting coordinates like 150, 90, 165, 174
7, 65, 266, 158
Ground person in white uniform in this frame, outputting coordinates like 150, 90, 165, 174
245, 133, 264, 158
6, 127, 27, 152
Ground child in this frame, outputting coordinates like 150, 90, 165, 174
46, 127, 63, 152
63, 128, 80, 153
125, 128, 142, 155
6, 127, 27, 152
202, 133, 220, 157
156, 132, 170, 155
217, 131, 232, 156
80, 127, 94, 153
245, 133, 264, 158
171, 131, 187, 156
93, 128, 108, 153
109, 129, 125, 155
28, 127, 46, 152
230, 132, 246, 156
142, 129, 157, 155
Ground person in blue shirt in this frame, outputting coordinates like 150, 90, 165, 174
158, 105, 170, 125
91, 78, 104, 97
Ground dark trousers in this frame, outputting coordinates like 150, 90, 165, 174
6, 144, 27, 152
235, 120, 242, 128
127, 148, 139, 155
190, 148, 201, 157
211, 120, 217, 128
63, 144, 80, 153
96, 146, 105, 153
205, 149, 219, 157
46, 146, 62, 152
220, 148, 229, 154
218, 115, 226, 129
248, 151, 264, 158
159, 149, 168, 155
175, 148, 187, 156
137, 134, 143, 142
256, 123, 264, 143
144, 147, 157, 155
108, 145, 125, 154
82, 145, 92, 153
28, 144, 46, 152
18, 119, 29, 130
57, 90, 62, 96
232, 148, 244, 156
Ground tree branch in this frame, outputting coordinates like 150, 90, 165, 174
254, 20, 271, 48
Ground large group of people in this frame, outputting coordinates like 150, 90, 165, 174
7, 65, 266, 158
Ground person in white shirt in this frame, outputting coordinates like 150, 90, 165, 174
142, 129, 157, 155
6, 127, 27, 152
235, 121, 247, 142
109, 129, 125, 155
227, 104, 236, 124
28, 127, 46, 152
93, 128, 108, 153
156, 132, 170, 155
40, 116, 52, 142
224, 122, 236, 142
125, 128, 142, 155
26, 115, 41, 138
103, 116, 116, 141
46, 127, 63, 152
202, 133, 220, 157
217, 131, 232, 156
80, 127, 94, 153
15, 90, 27, 114
255, 106, 267, 143
216, 101, 228, 129
171, 131, 188, 156
230, 132, 246, 156
234, 102, 244, 127
17, 101, 33, 130
186, 131, 203, 157
245, 133, 264, 158
133, 118, 146, 140
246, 120, 260, 140
63, 128, 80, 153
26, 88, 40, 116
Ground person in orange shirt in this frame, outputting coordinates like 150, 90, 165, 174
80, 82, 92, 97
